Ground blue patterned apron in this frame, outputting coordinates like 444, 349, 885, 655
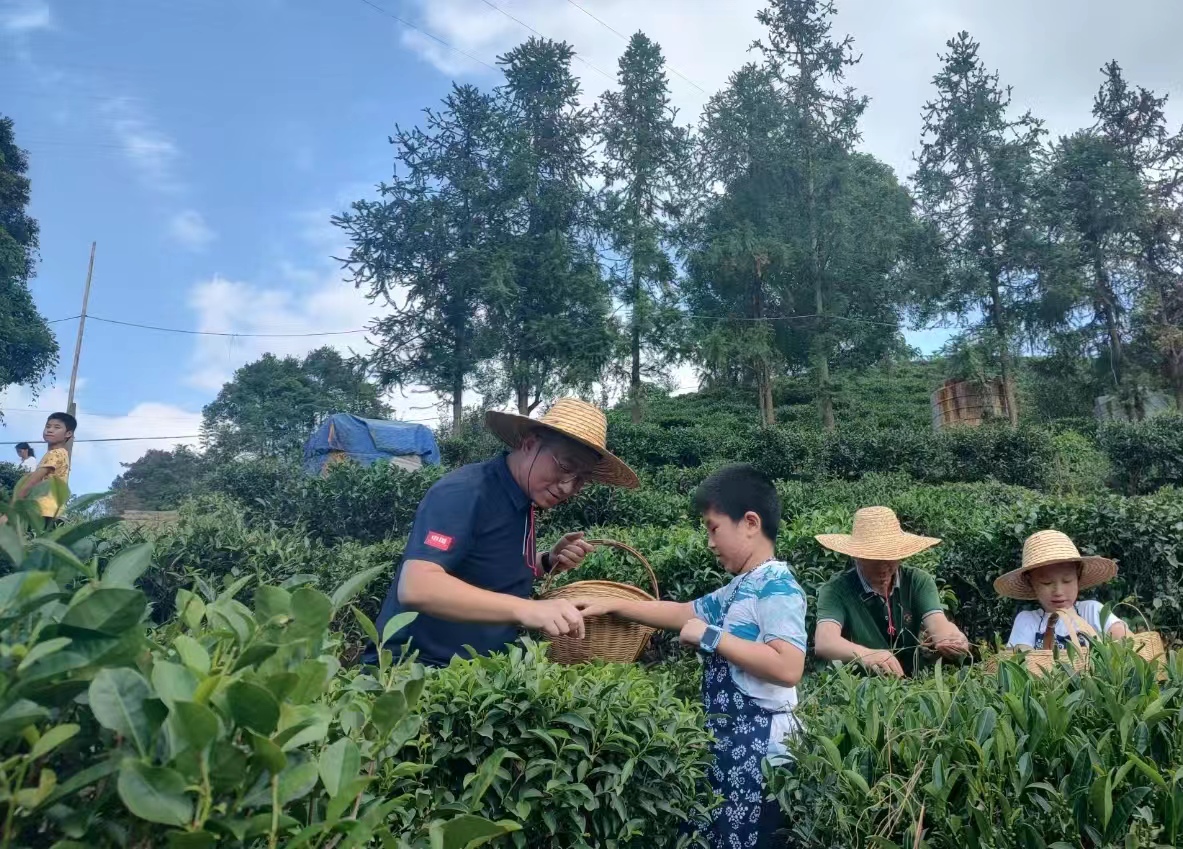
692, 568, 786, 849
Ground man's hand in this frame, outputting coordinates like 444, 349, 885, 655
548, 532, 596, 574
680, 618, 708, 647
924, 632, 970, 659
571, 598, 619, 618
856, 649, 905, 677
517, 598, 586, 639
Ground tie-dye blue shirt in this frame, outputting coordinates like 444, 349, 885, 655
692, 560, 807, 756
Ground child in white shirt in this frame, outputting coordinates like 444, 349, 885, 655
994, 529, 1129, 648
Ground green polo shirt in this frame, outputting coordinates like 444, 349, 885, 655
815, 566, 944, 677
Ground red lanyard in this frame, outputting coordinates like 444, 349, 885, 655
885, 596, 896, 638
525, 505, 541, 578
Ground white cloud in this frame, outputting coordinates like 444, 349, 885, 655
168, 209, 216, 251
0, 0, 51, 33
0, 383, 202, 497
102, 96, 183, 193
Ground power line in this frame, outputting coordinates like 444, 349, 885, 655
475, 0, 615, 82
354, 0, 500, 73
0, 435, 202, 446
561, 0, 709, 95
83, 315, 372, 338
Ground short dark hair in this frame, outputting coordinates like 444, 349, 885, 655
692, 464, 781, 542
48, 412, 77, 433
15, 442, 34, 456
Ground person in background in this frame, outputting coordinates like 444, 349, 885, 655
14, 442, 37, 473
574, 464, 805, 849
813, 506, 970, 677
14, 413, 75, 526
997, 529, 1129, 649
369, 398, 638, 668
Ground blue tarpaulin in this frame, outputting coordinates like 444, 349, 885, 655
303, 414, 441, 475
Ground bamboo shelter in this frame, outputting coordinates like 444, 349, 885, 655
931, 378, 1010, 430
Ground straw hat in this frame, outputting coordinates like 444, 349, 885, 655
485, 398, 638, 489
993, 530, 1117, 601
815, 506, 941, 560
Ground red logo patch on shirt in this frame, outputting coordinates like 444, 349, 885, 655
425, 531, 454, 551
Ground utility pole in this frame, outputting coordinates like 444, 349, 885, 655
65, 242, 96, 454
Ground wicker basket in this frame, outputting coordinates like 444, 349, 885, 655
985, 607, 1095, 677
539, 539, 659, 665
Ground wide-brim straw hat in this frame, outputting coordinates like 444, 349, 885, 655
815, 506, 941, 560
993, 529, 1117, 601
485, 398, 638, 489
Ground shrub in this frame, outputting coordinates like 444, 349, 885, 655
0, 461, 23, 492
1045, 429, 1111, 496
0, 489, 515, 848
407, 642, 715, 848
1099, 414, 1183, 494
773, 644, 1183, 848
207, 457, 442, 545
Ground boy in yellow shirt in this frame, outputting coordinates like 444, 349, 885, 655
15, 412, 75, 525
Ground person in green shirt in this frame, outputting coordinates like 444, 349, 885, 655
813, 506, 970, 677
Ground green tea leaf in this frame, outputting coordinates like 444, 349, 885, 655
169, 701, 219, 750
152, 661, 198, 707
226, 680, 279, 735
0, 523, 23, 567
351, 606, 379, 646
318, 737, 360, 798
291, 587, 333, 628
117, 760, 193, 826
381, 611, 417, 646
172, 635, 211, 675
89, 668, 154, 756
102, 543, 153, 588
17, 637, 73, 673
61, 588, 146, 636
254, 585, 291, 621
329, 564, 385, 612
0, 699, 49, 743
429, 814, 521, 849
30, 723, 80, 760
277, 759, 319, 804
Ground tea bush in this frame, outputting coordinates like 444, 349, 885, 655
773, 643, 1183, 848
407, 642, 716, 848
0, 488, 516, 848
1099, 415, 1183, 495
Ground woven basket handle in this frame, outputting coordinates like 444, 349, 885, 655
540, 538, 660, 600
1048, 607, 1096, 652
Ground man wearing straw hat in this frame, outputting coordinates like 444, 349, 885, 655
370, 398, 638, 667
813, 506, 970, 677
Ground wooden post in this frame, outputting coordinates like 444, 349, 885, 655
65, 242, 96, 455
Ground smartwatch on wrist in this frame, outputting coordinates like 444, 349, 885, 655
700, 625, 723, 654
540, 552, 553, 573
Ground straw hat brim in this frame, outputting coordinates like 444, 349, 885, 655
814, 531, 941, 561
993, 556, 1118, 601
485, 410, 639, 489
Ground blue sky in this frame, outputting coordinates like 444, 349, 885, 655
2, 0, 1180, 496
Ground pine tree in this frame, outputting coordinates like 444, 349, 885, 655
484, 38, 613, 414
754, 0, 867, 430
0, 115, 57, 407
598, 33, 692, 422
336, 84, 502, 430
913, 32, 1046, 426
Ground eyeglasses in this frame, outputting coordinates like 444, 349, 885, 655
549, 452, 592, 487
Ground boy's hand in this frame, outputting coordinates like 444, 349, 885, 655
680, 618, 708, 647
571, 598, 619, 618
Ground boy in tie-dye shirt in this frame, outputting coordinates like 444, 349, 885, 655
574, 464, 806, 849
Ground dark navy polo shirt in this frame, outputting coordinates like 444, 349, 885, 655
372, 453, 535, 667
